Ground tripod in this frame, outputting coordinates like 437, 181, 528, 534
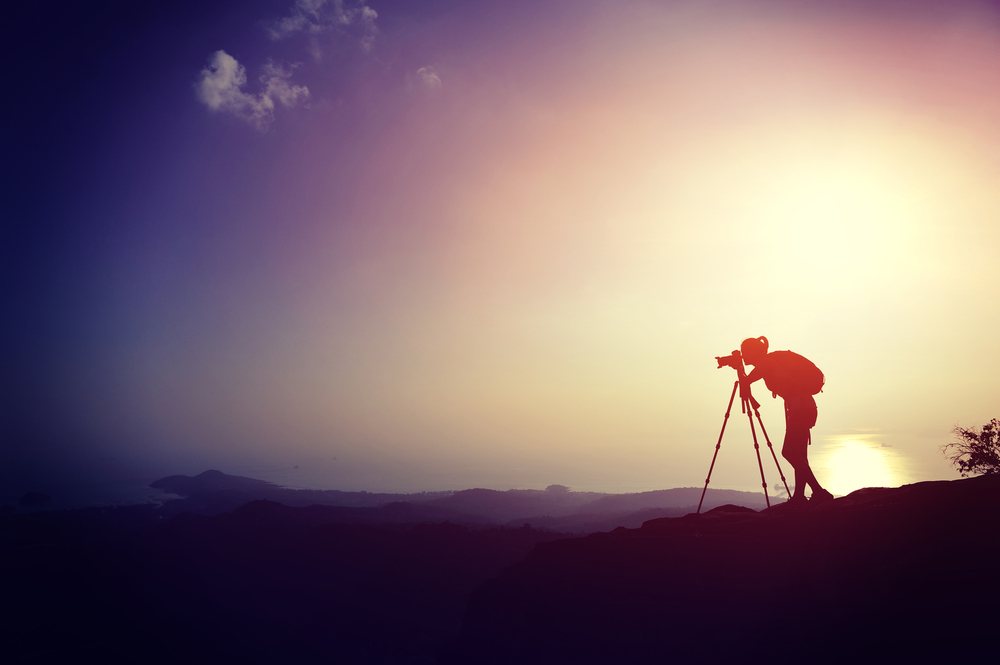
696, 376, 791, 513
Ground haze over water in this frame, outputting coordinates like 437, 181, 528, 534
5, 0, 999, 506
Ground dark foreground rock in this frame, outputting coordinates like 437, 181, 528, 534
0, 501, 568, 664
445, 475, 1000, 664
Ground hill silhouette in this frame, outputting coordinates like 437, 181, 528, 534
151, 469, 278, 495
148, 470, 769, 530
150, 469, 453, 516
7, 473, 994, 663
445, 475, 1000, 664
2, 499, 568, 663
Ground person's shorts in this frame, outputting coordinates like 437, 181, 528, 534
784, 394, 818, 430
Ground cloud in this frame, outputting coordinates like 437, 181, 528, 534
195, 51, 309, 131
269, 0, 379, 52
260, 61, 311, 107
416, 66, 442, 90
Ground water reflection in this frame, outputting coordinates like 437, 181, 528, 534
811, 434, 911, 497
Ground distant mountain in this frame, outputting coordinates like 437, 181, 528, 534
17, 491, 52, 506
445, 475, 1000, 664
150, 470, 768, 530
576, 486, 769, 513
151, 469, 276, 495
150, 470, 453, 517
424, 487, 604, 521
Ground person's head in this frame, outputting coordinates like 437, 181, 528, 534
740, 336, 769, 365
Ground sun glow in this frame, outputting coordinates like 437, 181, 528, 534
812, 435, 911, 497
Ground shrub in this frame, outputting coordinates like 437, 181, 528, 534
942, 418, 1000, 477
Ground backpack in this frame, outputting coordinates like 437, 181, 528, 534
762, 350, 825, 398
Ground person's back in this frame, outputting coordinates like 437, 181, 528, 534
756, 350, 825, 399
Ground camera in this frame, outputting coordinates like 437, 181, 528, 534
715, 349, 743, 370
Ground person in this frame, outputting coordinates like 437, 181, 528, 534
739, 336, 834, 506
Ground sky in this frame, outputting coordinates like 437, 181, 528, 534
4, 0, 1000, 506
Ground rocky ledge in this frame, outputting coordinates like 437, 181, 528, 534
446, 475, 1000, 664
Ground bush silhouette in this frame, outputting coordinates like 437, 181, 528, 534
943, 418, 1000, 477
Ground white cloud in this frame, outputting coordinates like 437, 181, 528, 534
195, 51, 309, 131
357, 5, 378, 51
261, 61, 311, 107
269, 0, 379, 52
416, 66, 442, 90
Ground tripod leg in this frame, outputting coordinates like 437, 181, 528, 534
753, 405, 792, 499
745, 403, 771, 509
697, 380, 740, 514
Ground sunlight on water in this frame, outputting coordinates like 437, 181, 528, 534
811, 434, 911, 497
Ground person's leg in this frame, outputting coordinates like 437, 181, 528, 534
784, 397, 830, 500
799, 458, 820, 494
782, 425, 810, 500
803, 431, 833, 501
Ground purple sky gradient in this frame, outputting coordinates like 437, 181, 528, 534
5, 0, 1000, 506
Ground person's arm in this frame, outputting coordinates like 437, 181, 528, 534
739, 362, 766, 402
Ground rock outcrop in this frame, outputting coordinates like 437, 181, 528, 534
447, 475, 1000, 664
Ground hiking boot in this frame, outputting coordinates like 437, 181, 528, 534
785, 494, 808, 508
811, 489, 834, 505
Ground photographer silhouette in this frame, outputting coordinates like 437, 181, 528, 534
740, 337, 833, 506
